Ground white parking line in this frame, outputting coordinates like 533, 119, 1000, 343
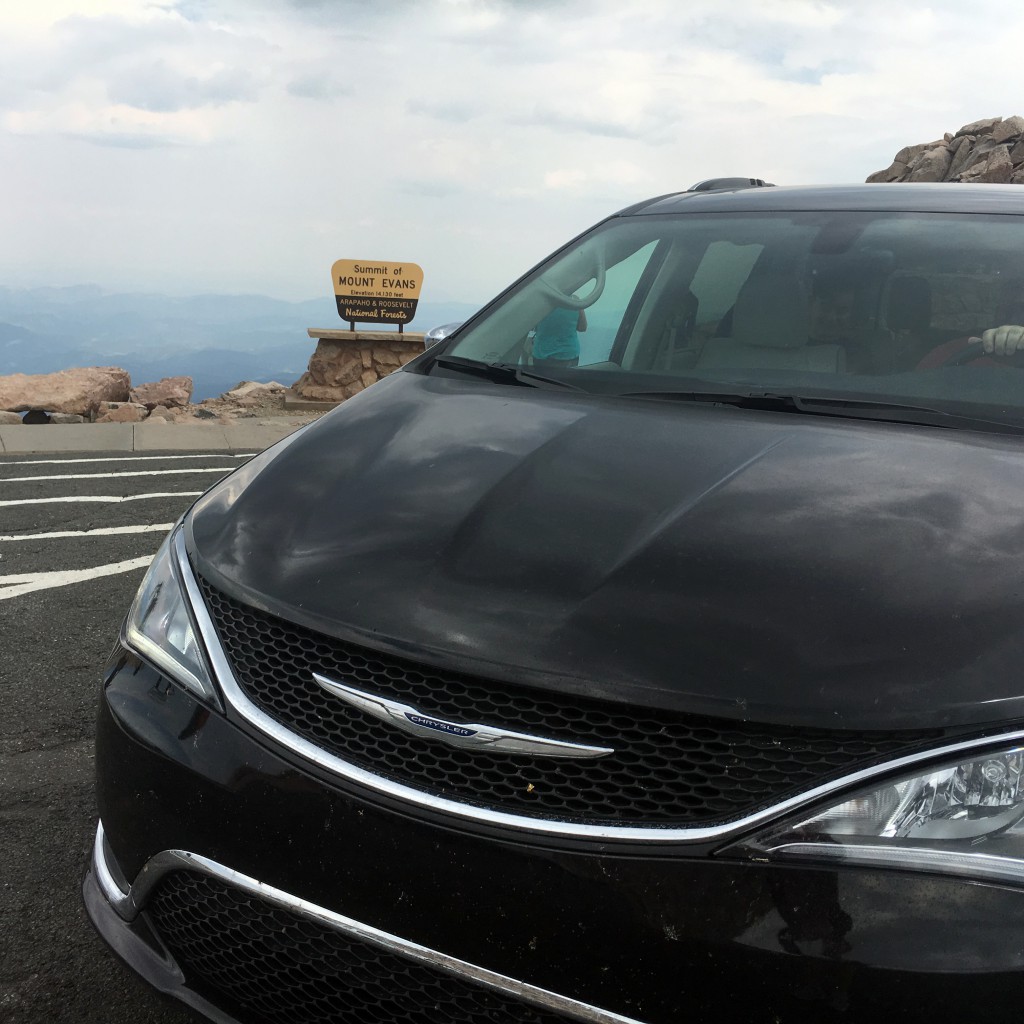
0, 556, 152, 600
0, 492, 203, 508
2, 468, 232, 482
4, 454, 254, 466
0, 524, 175, 542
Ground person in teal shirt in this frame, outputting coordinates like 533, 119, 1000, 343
531, 305, 588, 366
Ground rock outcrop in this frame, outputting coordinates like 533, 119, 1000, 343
221, 381, 288, 408
867, 116, 1024, 184
0, 367, 131, 415
130, 376, 193, 410
187, 381, 291, 421
95, 401, 149, 424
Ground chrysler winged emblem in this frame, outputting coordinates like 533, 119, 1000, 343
312, 673, 614, 759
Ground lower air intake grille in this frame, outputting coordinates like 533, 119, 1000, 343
148, 871, 592, 1024
198, 574, 945, 826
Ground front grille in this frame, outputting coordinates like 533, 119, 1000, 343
198, 576, 944, 826
148, 871, 593, 1024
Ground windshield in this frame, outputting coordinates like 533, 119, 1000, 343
442, 209, 1024, 427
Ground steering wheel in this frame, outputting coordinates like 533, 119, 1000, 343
943, 341, 1024, 367
536, 260, 606, 311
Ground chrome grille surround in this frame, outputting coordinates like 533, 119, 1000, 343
199, 572, 943, 823
176, 532, 1005, 843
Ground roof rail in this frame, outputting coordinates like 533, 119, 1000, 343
687, 177, 776, 192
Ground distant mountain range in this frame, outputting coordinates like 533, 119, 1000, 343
0, 286, 482, 401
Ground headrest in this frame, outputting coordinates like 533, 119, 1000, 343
730, 274, 810, 349
887, 276, 931, 332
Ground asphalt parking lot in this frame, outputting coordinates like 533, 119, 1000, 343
0, 450, 253, 1023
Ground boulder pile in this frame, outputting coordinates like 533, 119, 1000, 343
867, 115, 1024, 184
0, 369, 304, 425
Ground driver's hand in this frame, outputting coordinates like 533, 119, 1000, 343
969, 324, 1024, 355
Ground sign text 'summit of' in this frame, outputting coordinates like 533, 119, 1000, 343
331, 259, 424, 328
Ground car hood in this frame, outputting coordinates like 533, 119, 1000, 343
188, 371, 1024, 731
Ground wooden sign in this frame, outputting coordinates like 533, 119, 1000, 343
331, 260, 424, 331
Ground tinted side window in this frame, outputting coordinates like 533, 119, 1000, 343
577, 242, 659, 365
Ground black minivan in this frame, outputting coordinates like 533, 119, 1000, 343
87, 182, 1024, 1023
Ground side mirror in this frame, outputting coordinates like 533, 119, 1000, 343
424, 322, 463, 348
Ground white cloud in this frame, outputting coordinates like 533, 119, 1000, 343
544, 168, 587, 190
1, 0, 1024, 304
107, 61, 258, 112
544, 161, 646, 192
0, 5, 272, 143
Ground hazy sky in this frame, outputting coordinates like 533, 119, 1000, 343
2, 0, 1022, 308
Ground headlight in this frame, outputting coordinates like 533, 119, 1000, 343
732, 745, 1024, 887
124, 527, 220, 707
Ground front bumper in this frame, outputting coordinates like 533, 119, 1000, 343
89, 651, 1024, 1024
84, 822, 639, 1024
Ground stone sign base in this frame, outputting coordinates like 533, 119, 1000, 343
282, 389, 339, 413
291, 329, 426, 404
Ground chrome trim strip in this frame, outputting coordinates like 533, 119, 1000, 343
313, 672, 615, 759
93, 822, 133, 919
767, 841, 1024, 888
116, 843, 648, 1024
175, 532, 1024, 843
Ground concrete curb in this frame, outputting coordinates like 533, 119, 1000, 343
0, 418, 315, 454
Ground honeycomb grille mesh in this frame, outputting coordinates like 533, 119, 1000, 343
198, 575, 943, 826
149, 871, 583, 1024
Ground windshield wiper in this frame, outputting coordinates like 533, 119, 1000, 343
620, 389, 1024, 433
433, 355, 585, 391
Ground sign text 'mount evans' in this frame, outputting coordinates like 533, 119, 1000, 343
331, 260, 424, 327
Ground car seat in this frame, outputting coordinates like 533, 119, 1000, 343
695, 274, 845, 373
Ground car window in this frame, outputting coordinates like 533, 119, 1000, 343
575, 242, 659, 365
443, 209, 1024, 430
